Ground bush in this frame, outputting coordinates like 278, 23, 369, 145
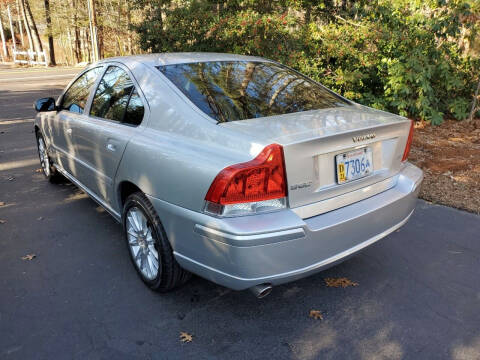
134, 0, 480, 124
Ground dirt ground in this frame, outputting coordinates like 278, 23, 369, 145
409, 119, 480, 214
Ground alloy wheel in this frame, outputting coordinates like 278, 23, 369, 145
126, 206, 159, 280
37, 137, 51, 177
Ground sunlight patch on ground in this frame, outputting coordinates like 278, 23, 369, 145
0, 118, 33, 125
358, 324, 403, 360
0, 158, 38, 172
452, 336, 480, 360
64, 191, 88, 203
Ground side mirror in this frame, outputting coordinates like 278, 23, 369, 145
34, 97, 56, 112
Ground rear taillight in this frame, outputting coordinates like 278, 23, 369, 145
402, 120, 414, 162
204, 144, 288, 217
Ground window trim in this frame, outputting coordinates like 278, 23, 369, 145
87, 62, 147, 127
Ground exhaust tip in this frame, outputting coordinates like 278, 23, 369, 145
250, 283, 273, 298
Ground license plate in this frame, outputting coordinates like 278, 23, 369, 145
336, 147, 373, 184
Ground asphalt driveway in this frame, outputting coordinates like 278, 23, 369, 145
0, 67, 479, 360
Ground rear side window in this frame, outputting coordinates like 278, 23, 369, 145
90, 66, 145, 125
158, 61, 350, 122
124, 89, 145, 126
62, 67, 102, 114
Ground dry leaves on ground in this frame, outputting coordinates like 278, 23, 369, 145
179, 332, 193, 343
309, 310, 323, 320
324, 277, 359, 288
35, 168, 43, 173
0, 202, 5, 207
21, 254, 36, 261
410, 119, 480, 214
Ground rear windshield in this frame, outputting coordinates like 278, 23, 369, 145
158, 61, 350, 122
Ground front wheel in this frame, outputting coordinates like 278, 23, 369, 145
36, 133, 61, 182
123, 192, 191, 292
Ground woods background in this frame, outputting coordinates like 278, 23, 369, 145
0, 0, 479, 124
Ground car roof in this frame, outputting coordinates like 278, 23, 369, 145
98, 52, 271, 67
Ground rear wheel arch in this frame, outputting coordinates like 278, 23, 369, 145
118, 181, 143, 211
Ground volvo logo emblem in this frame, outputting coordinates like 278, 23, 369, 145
352, 133, 376, 142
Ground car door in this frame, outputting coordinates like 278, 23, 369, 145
49, 67, 103, 177
69, 64, 147, 206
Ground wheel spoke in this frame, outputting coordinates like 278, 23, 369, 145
146, 254, 154, 278
148, 252, 158, 273
140, 216, 148, 235
138, 252, 146, 272
148, 244, 158, 260
132, 209, 143, 232
127, 224, 137, 238
134, 246, 143, 260
131, 244, 141, 257
127, 213, 139, 232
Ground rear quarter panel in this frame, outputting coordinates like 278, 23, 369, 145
114, 63, 269, 213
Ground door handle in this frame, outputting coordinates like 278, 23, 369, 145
106, 143, 116, 152
66, 128, 72, 135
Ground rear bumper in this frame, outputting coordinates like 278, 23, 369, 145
147, 162, 423, 291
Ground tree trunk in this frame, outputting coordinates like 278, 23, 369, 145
19, 0, 34, 53
98, 24, 104, 59
126, 0, 132, 54
43, 0, 55, 65
7, 6, 16, 52
72, 0, 81, 63
23, 0, 43, 57
66, 29, 74, 65
21, 0, 42, 62
0, 12, 8, 59
87, 0, 99, 61
16, 0, 25, 48
85, 28, 91, 63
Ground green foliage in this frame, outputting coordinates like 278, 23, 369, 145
134, 0, 480, 124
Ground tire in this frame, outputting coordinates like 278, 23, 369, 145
36, 132, 62, 183
123, 192, 191, 292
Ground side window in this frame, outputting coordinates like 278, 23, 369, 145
124, 89, 145, 126
90, 65, 144, 125
62, 67, 101, 114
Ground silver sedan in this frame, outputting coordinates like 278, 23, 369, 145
33, 53, 423, 297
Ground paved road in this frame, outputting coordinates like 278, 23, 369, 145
1, 67, 480, 360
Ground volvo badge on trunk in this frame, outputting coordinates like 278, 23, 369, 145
352, 133, 376, 142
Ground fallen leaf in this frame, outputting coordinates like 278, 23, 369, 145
0, 202, 5, 207
21, 254, 36, 261
179, 332, 193, 343
0, 219, 6, 224
309, 310, 323, 320
35, 168, 43, 173
324, 277, 358, 288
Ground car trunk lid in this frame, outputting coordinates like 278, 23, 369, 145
221, 105, 412, 216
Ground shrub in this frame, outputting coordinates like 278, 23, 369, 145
134, 0, 480, 124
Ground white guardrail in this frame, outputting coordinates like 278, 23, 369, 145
13, 49, 48, 67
